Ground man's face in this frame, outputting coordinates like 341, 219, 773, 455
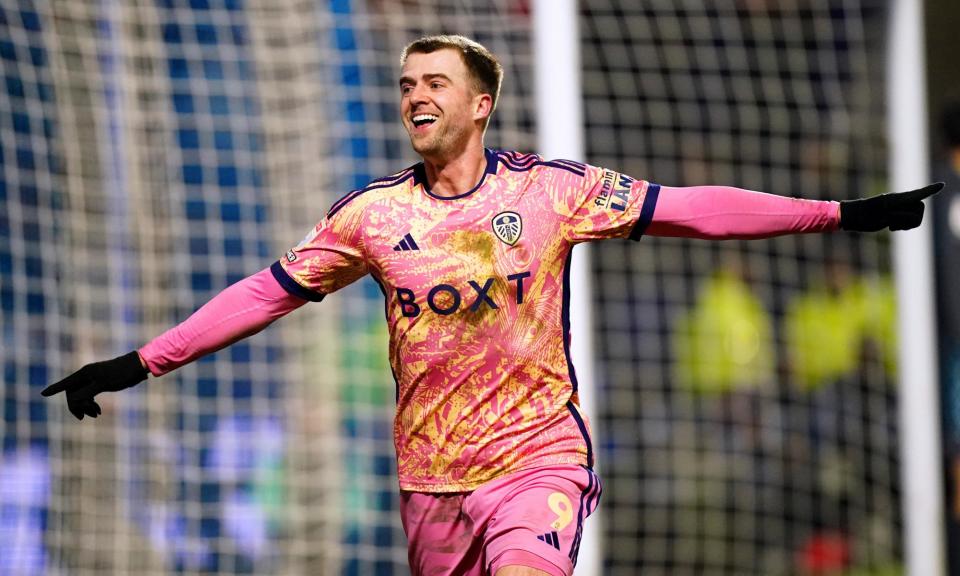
399, 49, 486, 159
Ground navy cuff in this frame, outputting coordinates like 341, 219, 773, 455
628, 183, 661, 241
270, 261, 325, 302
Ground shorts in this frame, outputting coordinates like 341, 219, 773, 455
400, 464, 602, 576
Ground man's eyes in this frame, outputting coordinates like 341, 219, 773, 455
399, 81, 445, 94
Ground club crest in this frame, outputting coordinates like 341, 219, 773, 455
492, 211, 523, 246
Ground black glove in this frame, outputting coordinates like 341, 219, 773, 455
41, 351, 148, 420
840, 182, 944, 232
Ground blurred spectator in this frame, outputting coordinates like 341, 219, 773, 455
933, 101, 960, 569
791, 335, 901, 575
785, 248, 896, 390
933, 101, 960, 334
673, 263, 775, 394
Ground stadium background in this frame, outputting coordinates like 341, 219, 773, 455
0, 0, 953, 574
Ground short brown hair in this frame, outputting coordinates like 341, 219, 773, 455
401, 35, 504, 116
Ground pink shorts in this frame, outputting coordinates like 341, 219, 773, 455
400, 465, 602, 576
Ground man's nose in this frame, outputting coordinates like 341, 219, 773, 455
408, 84, 429, 105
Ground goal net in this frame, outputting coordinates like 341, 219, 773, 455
582, 1, 900, 574
0, 1, 903, 575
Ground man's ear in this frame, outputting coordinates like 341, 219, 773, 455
473, 93, 493, 123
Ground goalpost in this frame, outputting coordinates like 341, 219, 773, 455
888, 0, 945, 574
532, 2, 600, 574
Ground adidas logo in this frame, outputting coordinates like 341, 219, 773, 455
536, 530, 560, 550
393, 232, 420, 252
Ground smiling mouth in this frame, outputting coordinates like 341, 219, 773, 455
411, 114, 438, 128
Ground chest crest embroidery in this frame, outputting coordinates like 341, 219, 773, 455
491, 211, 522, 246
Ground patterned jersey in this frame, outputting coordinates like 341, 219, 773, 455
273, 149, 659, 492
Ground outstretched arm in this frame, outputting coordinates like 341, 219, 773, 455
42, 266, 308, 419
645, 182, 942, 239
139, 266, 307, 376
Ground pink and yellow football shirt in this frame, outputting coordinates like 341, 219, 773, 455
273, 149, 659, 492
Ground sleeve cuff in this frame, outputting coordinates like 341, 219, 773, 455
628, 182, 661, 241
270, 261, 325, 302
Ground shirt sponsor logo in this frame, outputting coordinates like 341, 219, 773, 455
395, 272, 531, 317
492, 211, 523, 246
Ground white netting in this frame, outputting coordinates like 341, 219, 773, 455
583, 1, 900, 574
1, 1, 532, 574
1, 1, 905, 575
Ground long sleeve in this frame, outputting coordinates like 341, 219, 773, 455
138, 266, 308, 376
645, 184, 840, 239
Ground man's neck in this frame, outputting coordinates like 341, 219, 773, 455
422, 143, 487, 198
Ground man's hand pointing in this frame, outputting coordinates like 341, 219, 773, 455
41, 351, 148, 420
840, 182, 944, 232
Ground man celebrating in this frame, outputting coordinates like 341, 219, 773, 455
43, 35, 940, 575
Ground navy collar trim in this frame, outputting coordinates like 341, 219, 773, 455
414, 148, 499, 201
